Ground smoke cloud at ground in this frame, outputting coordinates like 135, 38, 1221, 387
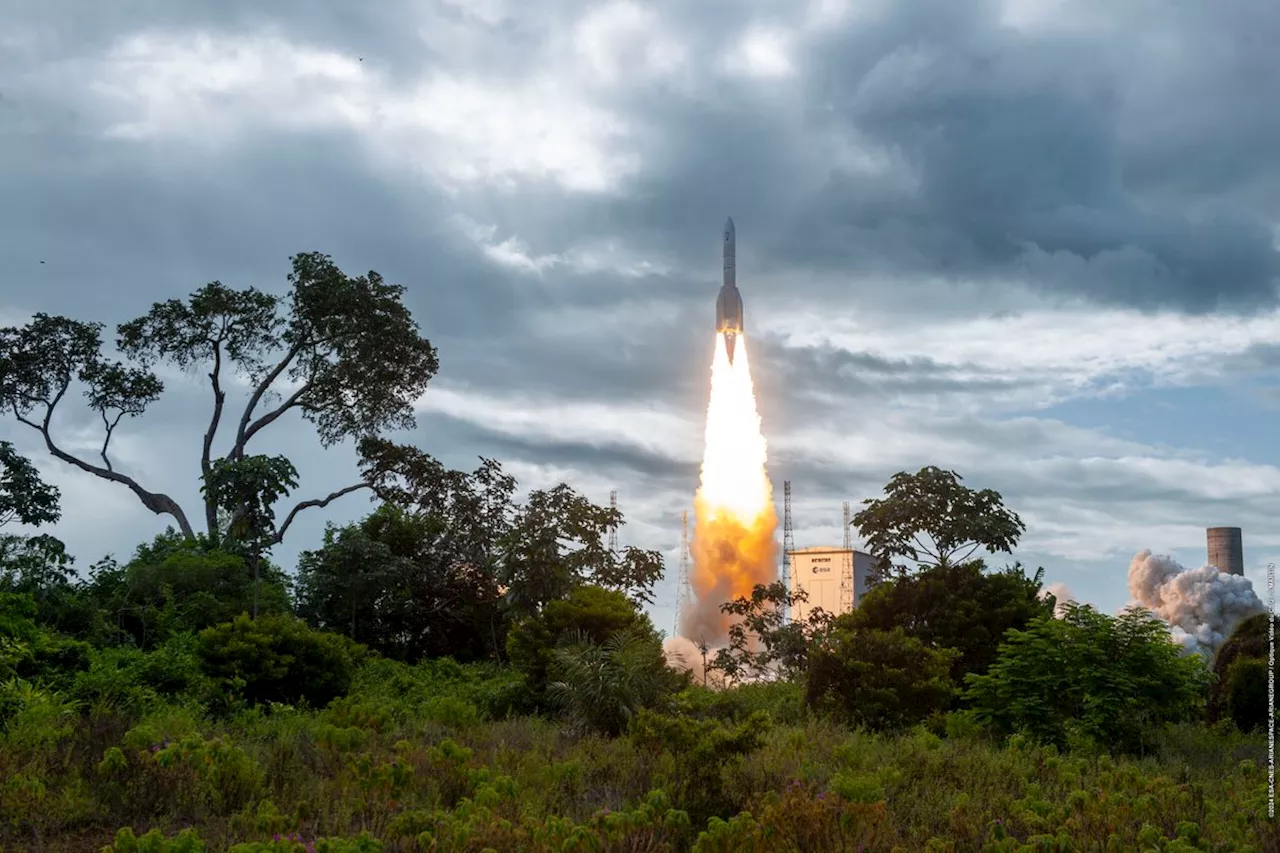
1040, 581, 1075, 617
1127, 549, 1264, 658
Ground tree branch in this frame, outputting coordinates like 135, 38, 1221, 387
203, 338, 227, 538
240, 379, 313, 448
233, 343, 301, 459
911, 532, 941, 564
15, 387, 195, 538
271, 483, 370, 546
98, 409, 125, 473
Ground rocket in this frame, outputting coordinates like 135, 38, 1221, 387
716, 217, 744, 363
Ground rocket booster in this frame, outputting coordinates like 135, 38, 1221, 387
715, 217, 744, 363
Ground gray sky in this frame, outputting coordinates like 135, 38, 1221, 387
3, 0, 1279, 632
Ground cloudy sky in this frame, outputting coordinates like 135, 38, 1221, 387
3, 0, 1279, 632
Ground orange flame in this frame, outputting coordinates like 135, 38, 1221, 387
679, 333, 778, 645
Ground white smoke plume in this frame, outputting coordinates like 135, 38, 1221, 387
1127, 550, 1264, 658
1039, 581, 1075, 618
663, 635, 724, 688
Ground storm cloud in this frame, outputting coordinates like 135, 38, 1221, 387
2, 0, 1279, 624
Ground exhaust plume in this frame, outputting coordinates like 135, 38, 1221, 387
1127, 549, 1264, 658
677, 333, 778, 646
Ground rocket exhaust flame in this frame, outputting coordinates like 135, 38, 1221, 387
678, 331, 778, 645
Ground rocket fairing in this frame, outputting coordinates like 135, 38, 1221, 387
716, 217, 744, 363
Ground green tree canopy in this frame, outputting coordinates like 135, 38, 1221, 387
806, 625, 957, 731
0, 441, 60, 530
708, 581, 833, 684
1206, 612, 1278, 730
844, 560, 1052, 687
0, 253, 438, 544
965, 603, 1210, 753
359, 439, 665, 612
853, 467, 1025, 578
87, 531, 290, 649
295, 502, 506, 663
507, 585, 659, 704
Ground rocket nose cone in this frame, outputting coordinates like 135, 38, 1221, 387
724, 217, 735, 236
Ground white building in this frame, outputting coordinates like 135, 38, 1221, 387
788, 546, 877, 622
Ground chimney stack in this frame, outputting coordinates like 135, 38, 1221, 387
1206, 527, 1244, 576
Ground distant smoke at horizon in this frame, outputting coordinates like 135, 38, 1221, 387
1127, 549, 1264, 658
1039, 581, 1075, 618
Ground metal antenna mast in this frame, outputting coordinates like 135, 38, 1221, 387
782, 481, 795, 625
675, 509, 691, 637
841, 500, 854, 614
608, 490, 619, 554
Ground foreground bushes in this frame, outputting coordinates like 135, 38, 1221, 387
0, 678, 1272, 852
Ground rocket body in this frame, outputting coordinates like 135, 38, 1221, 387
715, 217, 744, 363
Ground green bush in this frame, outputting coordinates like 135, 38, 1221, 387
348, 655, 534, 721
807, 625, 957, 731
629, 708, 771, 823
1208, 613, 1278, 728
506, 585, 652, 702
672, 681, 806, 725
197, 614, 365, 709
0, 592, 92, 691
89, 533, 291, 649
72, 633, 210, 712
966, 603, 1210, 753
1224, 656, 1268, 733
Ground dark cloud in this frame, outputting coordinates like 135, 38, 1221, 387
3, 0, 1280, 625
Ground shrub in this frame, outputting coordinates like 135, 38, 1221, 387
1207, 613, 1278, 726
630, 708, 770, 823
807, 626, 957, 731
507, 585, 652, 702
89, 534, 291, 649
965, 603, 1210, 753
1224, 656, 1268, 733
197, 614, 365, 709
548, 627, 680, 737
694, 782, 891, 852
72, 633, 210, 713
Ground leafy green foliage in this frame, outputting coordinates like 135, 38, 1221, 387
0, 440, 60, 528
806, 624, 957, 731
630, 708, 771, 824
853, 466, 1026, 577
202, 454, 299, 548
1207, 612, 1278, 726
547, 627, 682, 737
506, 585, 653, 702
1223, 656, 1268, 733
296, 502, 505, 663
349, 656, 532, 722
70, 633, 210, 713
965, 603, 1211, 753
88, 533, 290, 649
0, 593, 92, 698
196, 614, 365, 710
708, 581, 832, 683
360, 439, 665, 613
695, 782, 891, 852
845, 560, 1053, 687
